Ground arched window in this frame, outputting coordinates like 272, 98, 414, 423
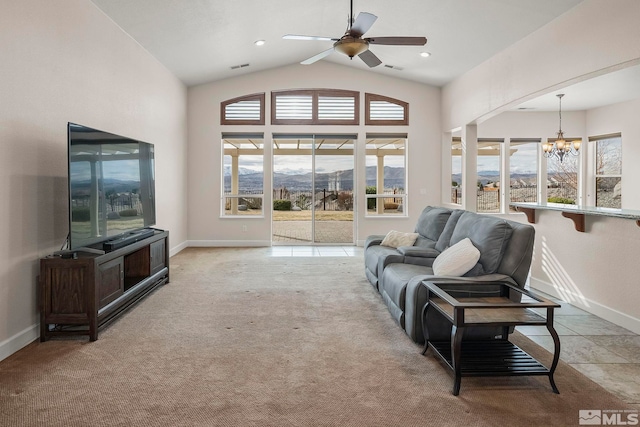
221, 93, 265, 125
365, 93, 408, 125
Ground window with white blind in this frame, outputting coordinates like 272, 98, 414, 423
318, 95, 355, 120
365, 93, 408, 125
274, 93, 313, 121
220, 93, 265, 125
271, 89, 359, 125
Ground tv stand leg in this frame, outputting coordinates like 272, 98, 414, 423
89, 314, 98, 341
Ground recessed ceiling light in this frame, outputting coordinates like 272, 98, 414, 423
420, 52, 431, 58
254, 40, 266, 46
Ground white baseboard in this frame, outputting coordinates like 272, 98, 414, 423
187, 240, 271, 247
0, 323, 39, 362
530, 277, 640, 335
170, 240, 189, 257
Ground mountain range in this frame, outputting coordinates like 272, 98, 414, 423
224, 166, 406, 192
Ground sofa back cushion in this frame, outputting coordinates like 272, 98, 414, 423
449, 212, 513, 274
435, 209, 464, 252
496, 221, 535, 288
414, 206, 452, 242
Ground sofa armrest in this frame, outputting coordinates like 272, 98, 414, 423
397, 246, 440, 258
364, 235, 386, 250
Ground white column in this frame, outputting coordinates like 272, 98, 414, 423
462, 124, 478, 211
377, 154, 384, 214
539, 138, 548, 205
231, 153, 239, 214
502, 138, 510, 213
441, 131, 452, 205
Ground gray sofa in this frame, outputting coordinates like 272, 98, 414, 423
364, 206, 535, 343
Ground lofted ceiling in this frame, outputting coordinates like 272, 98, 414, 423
90, 0, 584, 88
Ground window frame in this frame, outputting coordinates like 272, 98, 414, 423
365, 93, 409, 126
271, 89, 359, 125
365, 133, 408, 217
221, 133, 265, 218
592, 133, 622, 209
508, 138, 541, 208
220, 93, 265, 125
476, 138, 503, 213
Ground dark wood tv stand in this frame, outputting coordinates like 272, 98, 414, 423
39, 229, 169, 341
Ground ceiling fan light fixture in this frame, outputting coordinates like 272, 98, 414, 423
334, 37, 369, 58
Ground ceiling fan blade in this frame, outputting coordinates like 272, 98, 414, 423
358, 49, 382, 68
366, 36, 427, 46
301, 48, 334, 65
283, 34, 337, 42
350, 12, 377, 37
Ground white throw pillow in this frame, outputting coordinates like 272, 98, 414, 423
380, 230, 419, 248
432, 238, 480, 276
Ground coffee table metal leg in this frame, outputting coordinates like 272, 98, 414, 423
547, 322, 561, 394
451, 324, 464, 395
421, 301, 431, 355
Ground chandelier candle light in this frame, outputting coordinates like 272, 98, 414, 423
542, 94, 581, 163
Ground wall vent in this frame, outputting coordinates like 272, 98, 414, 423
230, 63, 250, 70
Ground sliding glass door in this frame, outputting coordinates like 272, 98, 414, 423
272, 134, 355, 244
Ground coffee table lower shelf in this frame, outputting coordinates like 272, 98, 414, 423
428, 340, 558, 394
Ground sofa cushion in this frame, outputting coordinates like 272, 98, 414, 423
432, 238, 480, 276
435, 209, 465, 252
414, 206, 452, 241
365, 245, 400, 278
380, 230, 419, 248
381, 263, 434, 310
449, 212, 513, 274
413, 235, 438, 249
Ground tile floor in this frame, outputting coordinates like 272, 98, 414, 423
269, 245, 640, 405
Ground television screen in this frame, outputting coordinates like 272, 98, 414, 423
68, 123, 156, 250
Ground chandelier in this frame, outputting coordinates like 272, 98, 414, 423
542, 94, 581, 163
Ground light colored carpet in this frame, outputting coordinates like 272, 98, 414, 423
0, 247, 636, 426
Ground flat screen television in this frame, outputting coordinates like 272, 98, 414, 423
68, 123, 156, 250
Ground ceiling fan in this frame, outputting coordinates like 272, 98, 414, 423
283, 0, 427, 68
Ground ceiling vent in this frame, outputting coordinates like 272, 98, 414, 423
230, 63, 250, 70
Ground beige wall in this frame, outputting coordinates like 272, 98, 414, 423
187, 61, 441, 245
0, 0, 188, 360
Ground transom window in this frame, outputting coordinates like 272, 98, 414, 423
365, 93, 409, 125
271, 89, 359, 125
220, 93, 265, 125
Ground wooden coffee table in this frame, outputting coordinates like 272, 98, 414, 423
421, 281, 561, 395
